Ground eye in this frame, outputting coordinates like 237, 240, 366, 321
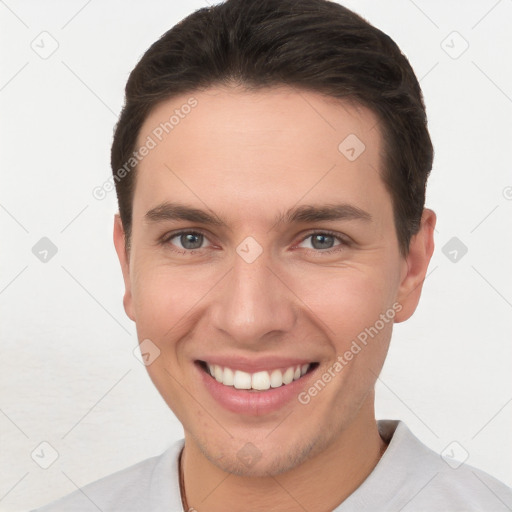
160, 229, 349, 256
297, 231, 348, 253
162, 230, 211, 252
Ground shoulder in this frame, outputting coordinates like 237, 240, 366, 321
31, 439, 185, 512
425, 463, 512, 511
339, 420, 512, 512
397, 420, 511, 511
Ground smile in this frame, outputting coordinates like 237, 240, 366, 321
203, 362, 314, 391
196, 358, 319, 415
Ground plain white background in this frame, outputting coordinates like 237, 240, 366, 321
1, 1, 511, 510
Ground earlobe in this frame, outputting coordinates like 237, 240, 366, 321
113, 214, 136, 322
394, 209, 436, 323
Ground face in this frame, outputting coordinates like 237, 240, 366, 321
114, 85, 434, 476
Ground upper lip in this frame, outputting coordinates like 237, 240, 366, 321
196, 356, 317, 373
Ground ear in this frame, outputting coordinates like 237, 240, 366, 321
394, 208, 436, 323
113, 214, 135, 322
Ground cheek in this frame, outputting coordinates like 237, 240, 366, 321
130, 262, 216, 342
294, 268, 393, 343
131, 265, 185, 336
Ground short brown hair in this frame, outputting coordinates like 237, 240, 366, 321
111, 0, 433, 255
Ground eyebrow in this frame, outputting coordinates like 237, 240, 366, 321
144, 203, 227, 227
275, 203, 372, 226
144, 201, 372, 229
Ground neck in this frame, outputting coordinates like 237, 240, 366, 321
181, 399, 386, 512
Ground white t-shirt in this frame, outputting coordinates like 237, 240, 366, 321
32, 420, 512, 511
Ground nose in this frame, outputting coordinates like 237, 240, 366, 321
209, 247, 297, 347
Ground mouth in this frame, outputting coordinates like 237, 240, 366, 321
197, 360, 319, 391
195, 358, 319, 415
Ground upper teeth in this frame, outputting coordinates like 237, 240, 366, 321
207, 363, 310, 391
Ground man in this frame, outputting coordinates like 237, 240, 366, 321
35, 0, 512, 510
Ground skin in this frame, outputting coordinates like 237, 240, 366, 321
113, 85, 436, 511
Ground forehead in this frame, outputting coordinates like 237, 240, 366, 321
138, 85, 380, 153
132, 86, 390, 227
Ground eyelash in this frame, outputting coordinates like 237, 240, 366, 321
160, 229, 350, 256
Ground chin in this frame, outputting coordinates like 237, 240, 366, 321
194, 426, 331, 477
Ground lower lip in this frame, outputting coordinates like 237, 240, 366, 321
197, 363, 317, 416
